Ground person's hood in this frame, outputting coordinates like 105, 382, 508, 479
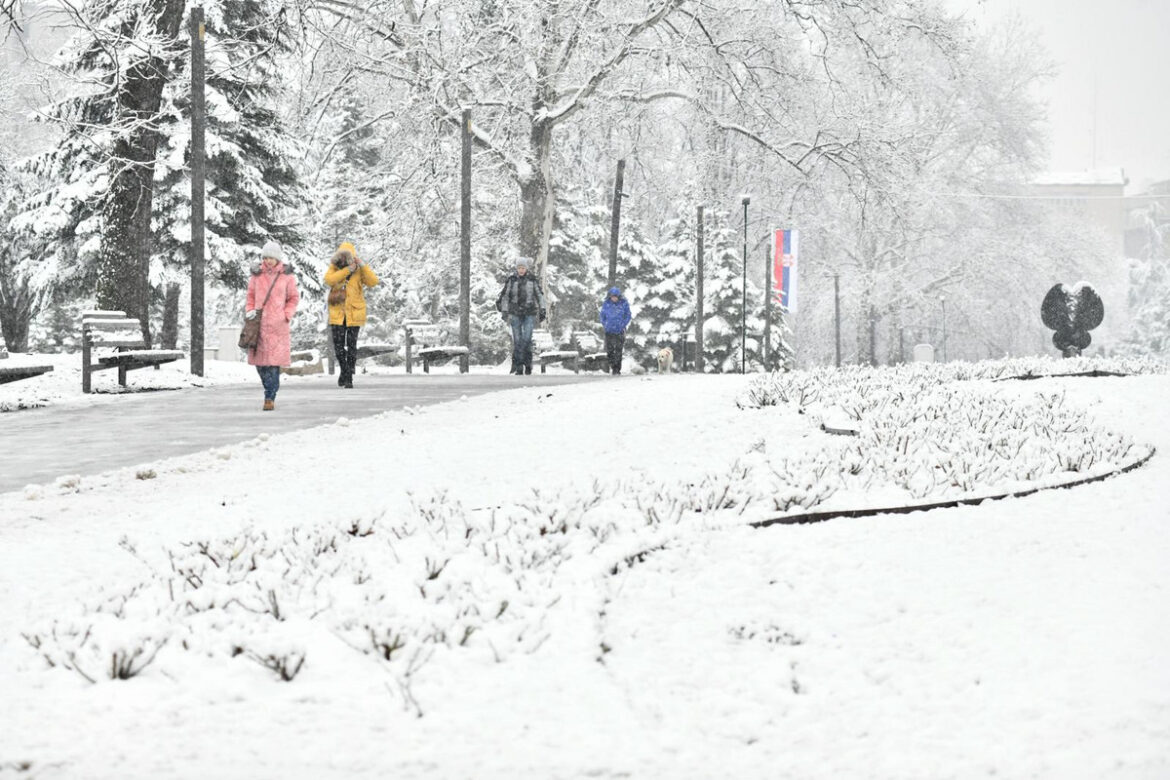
331, 246, 356, 267
608, 286, 621, 296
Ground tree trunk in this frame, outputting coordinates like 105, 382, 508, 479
160, 282, 180, 349
519, 119, 555, 302
93, 0, 185, 343
0, 280, 32, 352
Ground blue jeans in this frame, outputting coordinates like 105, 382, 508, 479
257, 365, 281, 400
510, 314, 535, 371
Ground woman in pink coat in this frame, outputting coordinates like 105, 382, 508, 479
245, 240, 300, 410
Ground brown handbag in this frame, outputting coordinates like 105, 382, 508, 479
239, 272, 282, 350
327, 266, 355, 306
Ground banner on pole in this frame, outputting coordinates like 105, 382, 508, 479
773, 228, 798, 313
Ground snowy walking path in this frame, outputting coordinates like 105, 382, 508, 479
0, 372, 599, 494
0, 371, 1166, 779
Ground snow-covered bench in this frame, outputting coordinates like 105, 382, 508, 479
533, 329, 578, 373
0, 341, 54, 384
0, 364, 54, 384
81, 310, 183, 393
572, 330, 609, 372
403, 318, 469, 374
325, 341, 396, 375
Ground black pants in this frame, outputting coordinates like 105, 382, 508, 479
605, 332, 625, 374
331, 324, 360, 381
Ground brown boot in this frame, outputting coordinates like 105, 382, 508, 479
263, 399, 274, 411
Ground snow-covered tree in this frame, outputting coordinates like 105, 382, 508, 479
1119, 203, 1170, 357
627, 209, 695, 359
17, 0, 304, 341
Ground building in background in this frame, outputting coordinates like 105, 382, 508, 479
1124, 180, 1170, 258
1030, 168, 1129, 257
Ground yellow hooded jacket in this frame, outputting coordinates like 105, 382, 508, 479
324, 242, 380, 326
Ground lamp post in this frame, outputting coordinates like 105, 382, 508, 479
833, 272, 841, 367
741, 195, 750, 374
189, 3, 205, 377
940, 295, 947, 362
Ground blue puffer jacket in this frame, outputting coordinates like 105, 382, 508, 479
600, 287, 632, 334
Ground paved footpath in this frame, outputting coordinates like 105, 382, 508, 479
0, 373, 597, 494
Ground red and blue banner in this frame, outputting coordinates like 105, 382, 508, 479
773, 228, 798, 313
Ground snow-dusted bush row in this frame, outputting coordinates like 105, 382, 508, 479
21, 472, 780, 706
739, 360, 1151, 504
920, 353, 1163, 381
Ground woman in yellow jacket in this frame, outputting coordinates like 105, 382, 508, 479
324, 241, 380, 388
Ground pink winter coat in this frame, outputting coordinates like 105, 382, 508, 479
245, 261, 300, 367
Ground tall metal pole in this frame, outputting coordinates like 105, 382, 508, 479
833, 272, 841, 367
695, 205, 705, 373
740, 196, 749, 374
940, 295, 947, 362
763, 241, 772, 371
608, 159, 625, 289
189, 5, 205, 377
459, 109, 471, 373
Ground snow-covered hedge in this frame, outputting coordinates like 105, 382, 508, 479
738, 359, 1153, 505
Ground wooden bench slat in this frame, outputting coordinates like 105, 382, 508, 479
0, 365, 54, 384
83, 320, 139, 329
87, 339, 148, 349
98, 350, 184, 362
416, 346, 469, 356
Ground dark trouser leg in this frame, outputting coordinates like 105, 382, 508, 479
257, 366, 280, 400
344, 326, 360, 379
509, 315, 525, 373
331, 324, 349, 381
518, 314, 535, 373
605, 332, 625, 374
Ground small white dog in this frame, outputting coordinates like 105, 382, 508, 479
656, 346, 674, 374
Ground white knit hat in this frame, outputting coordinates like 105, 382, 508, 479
261, 240, 283, 261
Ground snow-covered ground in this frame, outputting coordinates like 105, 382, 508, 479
1, 362, 1167, 779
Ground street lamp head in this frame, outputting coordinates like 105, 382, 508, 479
741, 195, 751, 206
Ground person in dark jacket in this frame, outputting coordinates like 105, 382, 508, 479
599, 286, 632, 375
495, 258, 546, 375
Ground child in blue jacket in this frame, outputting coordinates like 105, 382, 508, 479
599, 286, 632, 375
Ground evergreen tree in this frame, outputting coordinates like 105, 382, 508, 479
631, 210, 696, 360
546, 195, 607, 336
699, 209, 792, 372
18, 0, 304, 329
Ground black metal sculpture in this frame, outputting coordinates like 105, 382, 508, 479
1041, 282, 1104, 358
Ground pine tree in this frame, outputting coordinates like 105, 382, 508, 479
18, 0, 304, 332
631, 210, 695, 359
546, 195, 607, 337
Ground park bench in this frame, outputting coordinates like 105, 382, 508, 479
403, 318, 469, 373
0, 339, 54, 384
572, 330, 610, 372
81, 310, 184, 393
0, 363, 54, 384
533, 328, 579, 373
325, 340, 397, 375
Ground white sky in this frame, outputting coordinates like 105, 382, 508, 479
951, 0, 1170, 191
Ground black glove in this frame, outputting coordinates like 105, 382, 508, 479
539, 309, 547, 323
